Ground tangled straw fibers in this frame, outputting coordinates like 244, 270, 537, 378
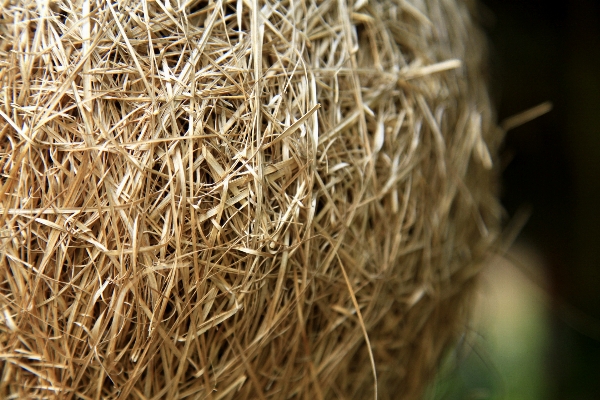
0, 0, 501, 398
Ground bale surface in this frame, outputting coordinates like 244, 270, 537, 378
0, 0, 501, 398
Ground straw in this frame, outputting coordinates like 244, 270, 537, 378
0, 0, 501, 398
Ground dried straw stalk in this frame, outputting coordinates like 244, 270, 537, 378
0, 0, 501, 398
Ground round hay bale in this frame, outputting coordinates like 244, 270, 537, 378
0, 0, 501, 398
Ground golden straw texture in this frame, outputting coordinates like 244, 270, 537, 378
0, 0, 501, 398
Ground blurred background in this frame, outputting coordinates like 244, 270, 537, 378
429, 0, 600, 399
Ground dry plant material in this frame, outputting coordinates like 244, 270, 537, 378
0, 0, 501, 398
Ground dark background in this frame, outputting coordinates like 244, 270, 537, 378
480, 0, 600, 398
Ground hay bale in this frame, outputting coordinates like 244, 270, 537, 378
0, 0, 501, 398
